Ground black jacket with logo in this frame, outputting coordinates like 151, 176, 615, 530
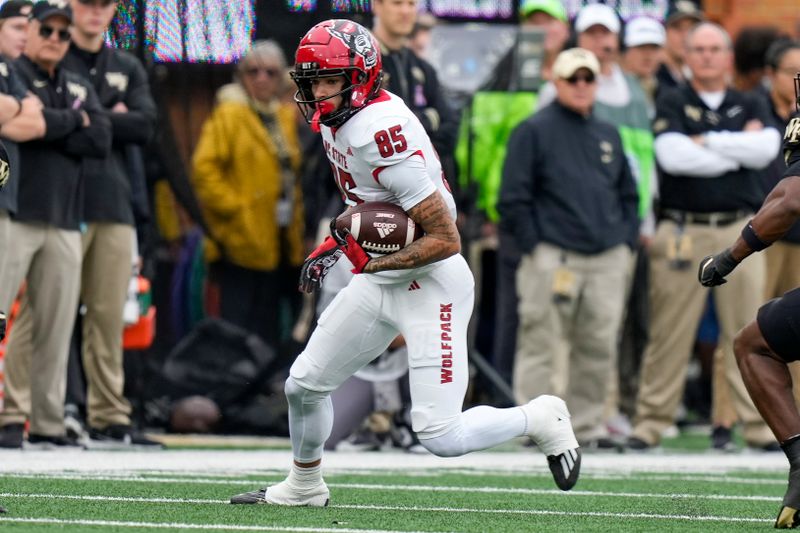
497, 102, 639, 255
0, 55, 30, 214
654, 84, 772, 213
62, 44, 156, 225
13, 55, 110, 230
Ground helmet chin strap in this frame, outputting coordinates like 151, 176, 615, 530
310, 109, 321, 133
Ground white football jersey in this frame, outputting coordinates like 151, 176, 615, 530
320, 90, 458, 283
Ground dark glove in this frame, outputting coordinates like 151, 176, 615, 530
298, 236, 343, 294
698, 249, 739, 287
0, 310, 6, 342
332, 227, 371, 274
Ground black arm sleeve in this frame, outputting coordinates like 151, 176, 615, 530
62, 85, 111, 158
41, 108, 83, 141
109, 60, 156, 145
497, 120, 540, 254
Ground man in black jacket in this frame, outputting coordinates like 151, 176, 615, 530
497, 48, 639, 447
59, 0, 158, 447
371, 0, 457, 173
0, 1, 110, 449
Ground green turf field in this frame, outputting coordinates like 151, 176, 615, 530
0, 435, 790, 532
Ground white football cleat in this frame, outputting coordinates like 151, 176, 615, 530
230, 479, 330, 507
522, 395, 581, 491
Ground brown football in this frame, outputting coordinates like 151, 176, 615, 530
334, 201, 424, 255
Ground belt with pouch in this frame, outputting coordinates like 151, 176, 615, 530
660, 208, 752, 227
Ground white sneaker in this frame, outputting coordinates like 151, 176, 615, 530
230, 479, 330, 507
522, 395, 581, 490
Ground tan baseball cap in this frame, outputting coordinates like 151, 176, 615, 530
552, 48, 600, 79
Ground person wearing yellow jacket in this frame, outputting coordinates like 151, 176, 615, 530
192, 40, 305, 363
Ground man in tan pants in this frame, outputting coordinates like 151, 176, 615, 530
0, 1, 111, 448
6, 0, 160, 448
626, 23, 780, 450
498, 48, 640, 447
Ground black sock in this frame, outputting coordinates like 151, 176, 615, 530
782, 435, 800, 507
782, 435, 800, 465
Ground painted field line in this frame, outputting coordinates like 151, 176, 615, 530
0, 494, 772, 526
0, 517, 435, 533
0, 488, 780, 507
1, 471, 788, 487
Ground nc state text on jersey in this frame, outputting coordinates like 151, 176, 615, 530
324, 140, 349, 169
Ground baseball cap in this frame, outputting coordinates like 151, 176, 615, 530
574, 3, 620, 34
519, 0, 567, 23
664, 0, 704, 26
0, 0, 33, 19
29, 0, 71, 23
552, 47, 600, 79
625, 17, 666, 48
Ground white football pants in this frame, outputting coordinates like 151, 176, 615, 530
288, 254, 527, 461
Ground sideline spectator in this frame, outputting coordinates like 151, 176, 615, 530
627, 23, 780, 452
733, 26, 785, 93
0, 0, 45, 335
61, 0, 158, 446
454, 0, 569, 387
408, 12, 436, 60
537, 4, 655, 431
623, 16, 666, 114
498, 48, 639, 448
657, 0, 704, 89
371, 0, 458, 181
0, 1, 110, 449
192, 40, 305, 366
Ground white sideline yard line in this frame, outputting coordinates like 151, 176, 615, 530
0, 474, 786, 492
0, 449, 788, 474
0, 482, 782, 503
0, 517, 435, 533
0, 470, 789, 486
0, 496, 773, 526
8, 467, 788, 483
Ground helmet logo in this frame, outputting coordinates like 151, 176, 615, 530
326, 22, 378, 69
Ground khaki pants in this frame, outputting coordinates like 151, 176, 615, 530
632, 217, 773, 446
513, 243, 630, 441
80, 223, 134, 428
9, 223, 134, 430
0, 221, 81, 436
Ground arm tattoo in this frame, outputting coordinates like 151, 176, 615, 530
364, 191, 460, 273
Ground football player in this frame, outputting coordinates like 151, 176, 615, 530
698, 72, 800, 529
230, 19, 581, 507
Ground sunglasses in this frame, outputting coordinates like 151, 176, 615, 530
39, 25, 70, 42
565, 73, 596, 85
76, 0, 117, 6
244, 66, 280, 79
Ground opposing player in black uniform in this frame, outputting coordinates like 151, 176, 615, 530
699, 73, 800, 528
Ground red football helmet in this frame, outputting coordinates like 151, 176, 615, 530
291, 19, 383, 130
